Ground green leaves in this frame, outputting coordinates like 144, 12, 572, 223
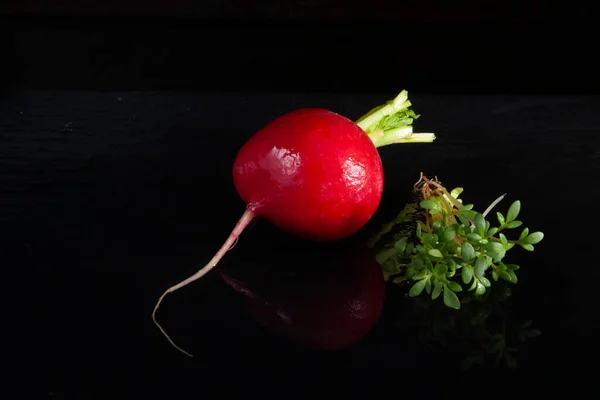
420, 198, 441, 214
517, 231, 544, 251
447, 281, 463, 292
497, 212, 505, 226
444, 285, 461, 309
474, 280, 486, 295
451, 187, 464, 199
428, 249, 443, 259
432, 280, 443, 300
523, 232, 544, 245
372, 175, 544, 311
461, 243, 475, 261
395, 237, 407, 253
486, 227, 499, 237
474, 257, 486, 278
462, 266, 473, 284
486, 241, 505, 260
466, 233, 481, 242
506, 200, 521, 223
434, 263, 447, 275
499, 233, 508, 247
474, 214, 486, 236
409, 278, 427, 297
441, 226, 457, 242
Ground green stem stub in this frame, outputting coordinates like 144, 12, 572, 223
356, 90, 436, 148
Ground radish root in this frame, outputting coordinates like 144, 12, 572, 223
152, 208, 256, 357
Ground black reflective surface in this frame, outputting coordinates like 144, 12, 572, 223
3, 90, 596, 396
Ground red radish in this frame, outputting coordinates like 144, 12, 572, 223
152, 91, 435, 356
220, 238, 386, 350
232, 108, 384, 242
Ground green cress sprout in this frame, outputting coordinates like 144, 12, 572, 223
369, 173, 545, 310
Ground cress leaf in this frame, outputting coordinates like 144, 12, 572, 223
443, 285, 461, 309
475, 281, 486, 295
425, 256, 434, 269
432, 280, 443, 300
506, 220, 523, 229
467, 233, 482, 242
435, 263, 448, 275
428, 249, 443, 259
497, 212, 505, 226
409, 279, 427, 297
480, 276, 491, 287
458, 214, 471, 228
519, 228, 530, 241
523, 232, 544, 245
492, 270, 499, 281
506, 201, 521, 223
469, 278, 478, 291
395, 237, 408, 254
420, 199, 441, 214
425, 276, 432, 294
505, 263, 520, 271
499, 270, 512, 281
461, 243, 475, 261
462, 266, 473, 284
487, 227, 498, 237
486, 242, 506, 260
447, 281, 463, 292
422, 233, 437, 247
412, 271, 428, 280
474, 257, 486, 278
441, 227, 457, 242
446, 241, 459, 253
499, 233, 508, 248
475, 214, 486, 236
412, 255, 424, 268
451, 187, 464, 198
521, 243, 535, 251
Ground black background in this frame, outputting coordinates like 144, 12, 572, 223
2, 2, 598, 398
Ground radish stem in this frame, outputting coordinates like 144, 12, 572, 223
152, 208, 256, 357
356, 91, 436, 147
356, 91, 410, 131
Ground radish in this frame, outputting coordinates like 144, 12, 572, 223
152, 91, 435, 356
220, 237, 385, 350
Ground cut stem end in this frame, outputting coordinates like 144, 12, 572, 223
357, 91, 435, 148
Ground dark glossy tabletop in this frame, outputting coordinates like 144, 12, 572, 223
2, 8, 598, 398
3, 91, 598, 397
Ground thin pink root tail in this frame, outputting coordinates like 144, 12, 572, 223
151, 208, 256, 357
